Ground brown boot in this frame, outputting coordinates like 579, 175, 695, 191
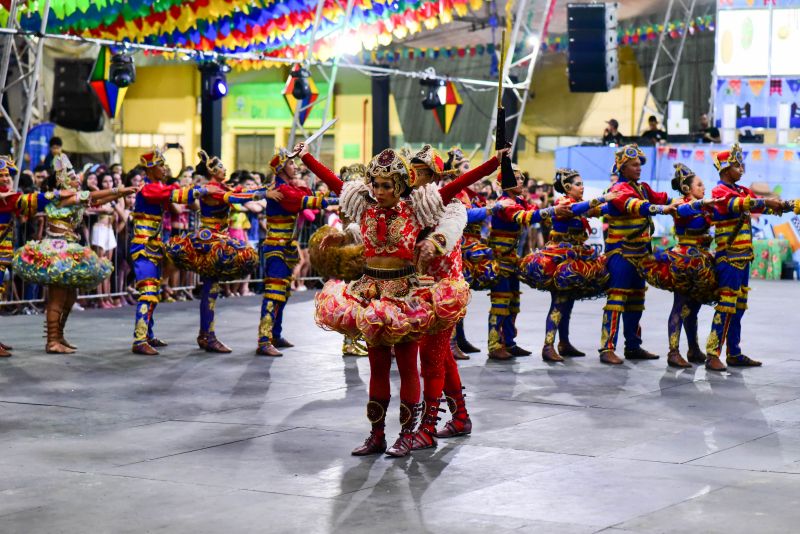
0, 341, 13, 351
410, 398, 443, 451
436, 388, 472, 438
45, 288, 75, 355
386, 401, 420, 458
256, 344, 283, 357
0, 345, 10, 357
686, 346, 707, 364
450, 336, 470, 360
488, 347, 513, 361
558, 341, 586, 357
507, 345, 532, 357
542, 344, 564, 362
726, 354, 762, 367
624, 347, 660, 360
667, 349, 691, 369
197, 333, 233, 354
599, 350, 624, 365
132, 343, 159, 356
58, 311, 77, 350
352, 398, 389, 456
705, 355, 727, 372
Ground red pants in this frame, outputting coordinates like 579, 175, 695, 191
419, 328, 463, 400
367, 340, 420, 404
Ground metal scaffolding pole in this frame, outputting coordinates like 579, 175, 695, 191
506, 0, 555, 155
312, 0, 357, 158
0, 0, 19, 94
482, 0, 554, 160
636, 0, 697, 134
288, 0, 327, 148
14, 0, 49, 183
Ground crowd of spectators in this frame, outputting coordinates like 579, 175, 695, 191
3, 143, 557, 315
2, 142, 336, 314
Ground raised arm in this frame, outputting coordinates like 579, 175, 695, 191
301, 153, 343, 195
438, 157, 499, 205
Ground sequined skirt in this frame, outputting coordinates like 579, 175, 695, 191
166, 229, 258, 280
519, 241, 608, 300
461, 238, 499, 290
639, 244, 717, 304
12, 238, 113, 288
315, 272, 470, 346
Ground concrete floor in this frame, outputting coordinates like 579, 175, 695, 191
2, 281, 800, 533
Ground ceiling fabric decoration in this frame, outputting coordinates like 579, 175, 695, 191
8, 0, 483, 64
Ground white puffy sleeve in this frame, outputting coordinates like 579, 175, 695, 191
426, 199, 467, 254
340, 180, 370, 223
410, 182, 445, 228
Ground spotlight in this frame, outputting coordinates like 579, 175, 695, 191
291, 67, 312, 100
420, 78, 446, 110
201, 63, 228, 101
109, 54, 136, 87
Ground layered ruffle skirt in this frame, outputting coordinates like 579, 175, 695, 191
461, 238, 499, 290
167, 228, 258, 280
315, 273, 470, 347
13, 238, 113, 288
639, 244, 718, 304
519, 241, 608, 300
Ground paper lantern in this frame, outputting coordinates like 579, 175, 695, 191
88, 47, 127, 118
432, 80, 463, 134
282, 66, 319, 126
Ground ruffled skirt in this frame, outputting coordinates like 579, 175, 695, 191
639, 244, 717, 304
166, 229, 258, 280
461, 239, 499, 290
12, 239, 113, 288
315, 274, 470, 346
519, 242, 608, 300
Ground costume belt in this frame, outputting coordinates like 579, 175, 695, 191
364, 265, 416, 280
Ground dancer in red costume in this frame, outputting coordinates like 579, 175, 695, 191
298, 142, 505, 458
407, 145, 474, 450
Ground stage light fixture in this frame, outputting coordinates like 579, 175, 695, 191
291, 67, 312, 100
420, 78, 446, 110
109, 53, 136, 87
202, 63, 228, 101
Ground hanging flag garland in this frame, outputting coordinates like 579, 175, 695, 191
88, 46, 127, 119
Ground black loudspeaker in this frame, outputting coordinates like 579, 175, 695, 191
50, 59, 105, 132
567, 3, 619, 93
200, 67, 223, 157
371, 68, 390, 156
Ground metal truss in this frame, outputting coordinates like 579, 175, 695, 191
0, 0, 50, 185
483, 0, 556, 160
287, 0, 357, 156
636, 0, 697, 133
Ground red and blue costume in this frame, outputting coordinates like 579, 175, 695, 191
488, 187, 554, 355
0, 156, 60, 357
520, 173, 610, 358
131, 149, 203, 354
167, 152, 263, 353
639, 164, 717, 364
599, 145, 672, 360
704, 145, 798, 367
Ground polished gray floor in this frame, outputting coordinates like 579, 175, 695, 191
2, 281, 800, 533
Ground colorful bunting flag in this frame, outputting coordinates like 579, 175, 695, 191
282, 67, 319, 126
748, 79, 766, 97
